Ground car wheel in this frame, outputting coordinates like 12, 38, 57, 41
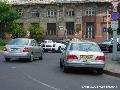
45, 49, 48, 52
5, 58, 10, 62
39, 53, 43, 60
57, 46, 61, 53
62, 65, 68, 73
60, 61, 63, 68
29, 54, 34, 62
96, 69, 104, 75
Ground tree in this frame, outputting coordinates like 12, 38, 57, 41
29, 25, 46, 41
10, 23, 27, 38
0, 2, 20, 38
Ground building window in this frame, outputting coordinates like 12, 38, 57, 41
47, 10, 57, 17
86, 23, 95, 39
66, 22, 75, 35
66, 10, 74, 16
17, 9, 23, 16
31, 10, 40, 17
47, 23, 56, 35
85, 8, 96, 16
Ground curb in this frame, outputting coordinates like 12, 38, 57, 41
104, 70, 120, 78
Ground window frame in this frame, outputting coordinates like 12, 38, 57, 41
47, 9, 57, 17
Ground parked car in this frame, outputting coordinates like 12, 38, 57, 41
60, 40, 105, 74
98, 39, 120, 53
3, 38, 43, 62
42, 40, 66, 52
58, 39, 70, 46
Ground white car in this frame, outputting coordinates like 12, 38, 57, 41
60, 40, 105, 74
42, 40, 66, 52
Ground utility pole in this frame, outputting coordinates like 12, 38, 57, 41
111, 0, 119, 60
106, 10, 109, 40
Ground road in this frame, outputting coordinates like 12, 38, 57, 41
0, 53, 120, 90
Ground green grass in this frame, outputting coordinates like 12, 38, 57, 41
0, 46, 3, 51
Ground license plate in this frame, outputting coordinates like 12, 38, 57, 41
80, 55, 93, 59
10, 48, 20, 52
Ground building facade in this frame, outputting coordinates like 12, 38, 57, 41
12, 0, 112, 41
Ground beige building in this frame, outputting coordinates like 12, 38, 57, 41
11, 0, 112, 41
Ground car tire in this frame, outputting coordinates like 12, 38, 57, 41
39, 53, 43, 60
60, 61, 63, 68
5, 58, 10, 62
29, 54, 34, 62
96, 69, 104, 75
57, 46, 61, 53
62, 66, 68, 73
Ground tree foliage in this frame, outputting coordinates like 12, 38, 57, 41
29, 25, 46, 41
10, 23, 27, 38
0, 2, 20, 37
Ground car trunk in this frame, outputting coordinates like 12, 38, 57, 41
66, 50, 104, 62
6, 45, 28, 53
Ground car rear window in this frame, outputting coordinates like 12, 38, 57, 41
8, 39, 29, 45
69, 43, 101, 52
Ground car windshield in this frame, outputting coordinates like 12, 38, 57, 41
44, 40, 52, 43
7, 39, 29, 45
101, 39, 112, 44
69, 43, 101, 52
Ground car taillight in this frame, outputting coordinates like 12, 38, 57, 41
53, 44, 55, 47
67, 55, 78, 60
96, 56, 105, 61
23, 47, 29, 52
3, 47, 8, 51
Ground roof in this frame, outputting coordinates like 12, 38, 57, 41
2, 0, 111, 5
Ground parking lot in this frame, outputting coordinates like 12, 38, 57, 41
0, 52, 120, 90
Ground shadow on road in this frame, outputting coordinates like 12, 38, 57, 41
60, 68, 102, 76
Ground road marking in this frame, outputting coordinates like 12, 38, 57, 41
22, 71, 60, 90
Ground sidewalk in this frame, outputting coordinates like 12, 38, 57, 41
104, 53, 120, 77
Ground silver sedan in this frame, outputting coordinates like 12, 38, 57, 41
60, 40, 105, 74
3, 38, 43, 62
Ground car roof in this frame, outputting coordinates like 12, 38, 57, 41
12, 38, 34, 41
70, 40, 97, 44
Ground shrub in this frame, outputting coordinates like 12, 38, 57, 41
28, 25, 46, 41
0, 39, 6, 46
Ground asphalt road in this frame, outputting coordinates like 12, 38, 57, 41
0, 52, 120, 90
